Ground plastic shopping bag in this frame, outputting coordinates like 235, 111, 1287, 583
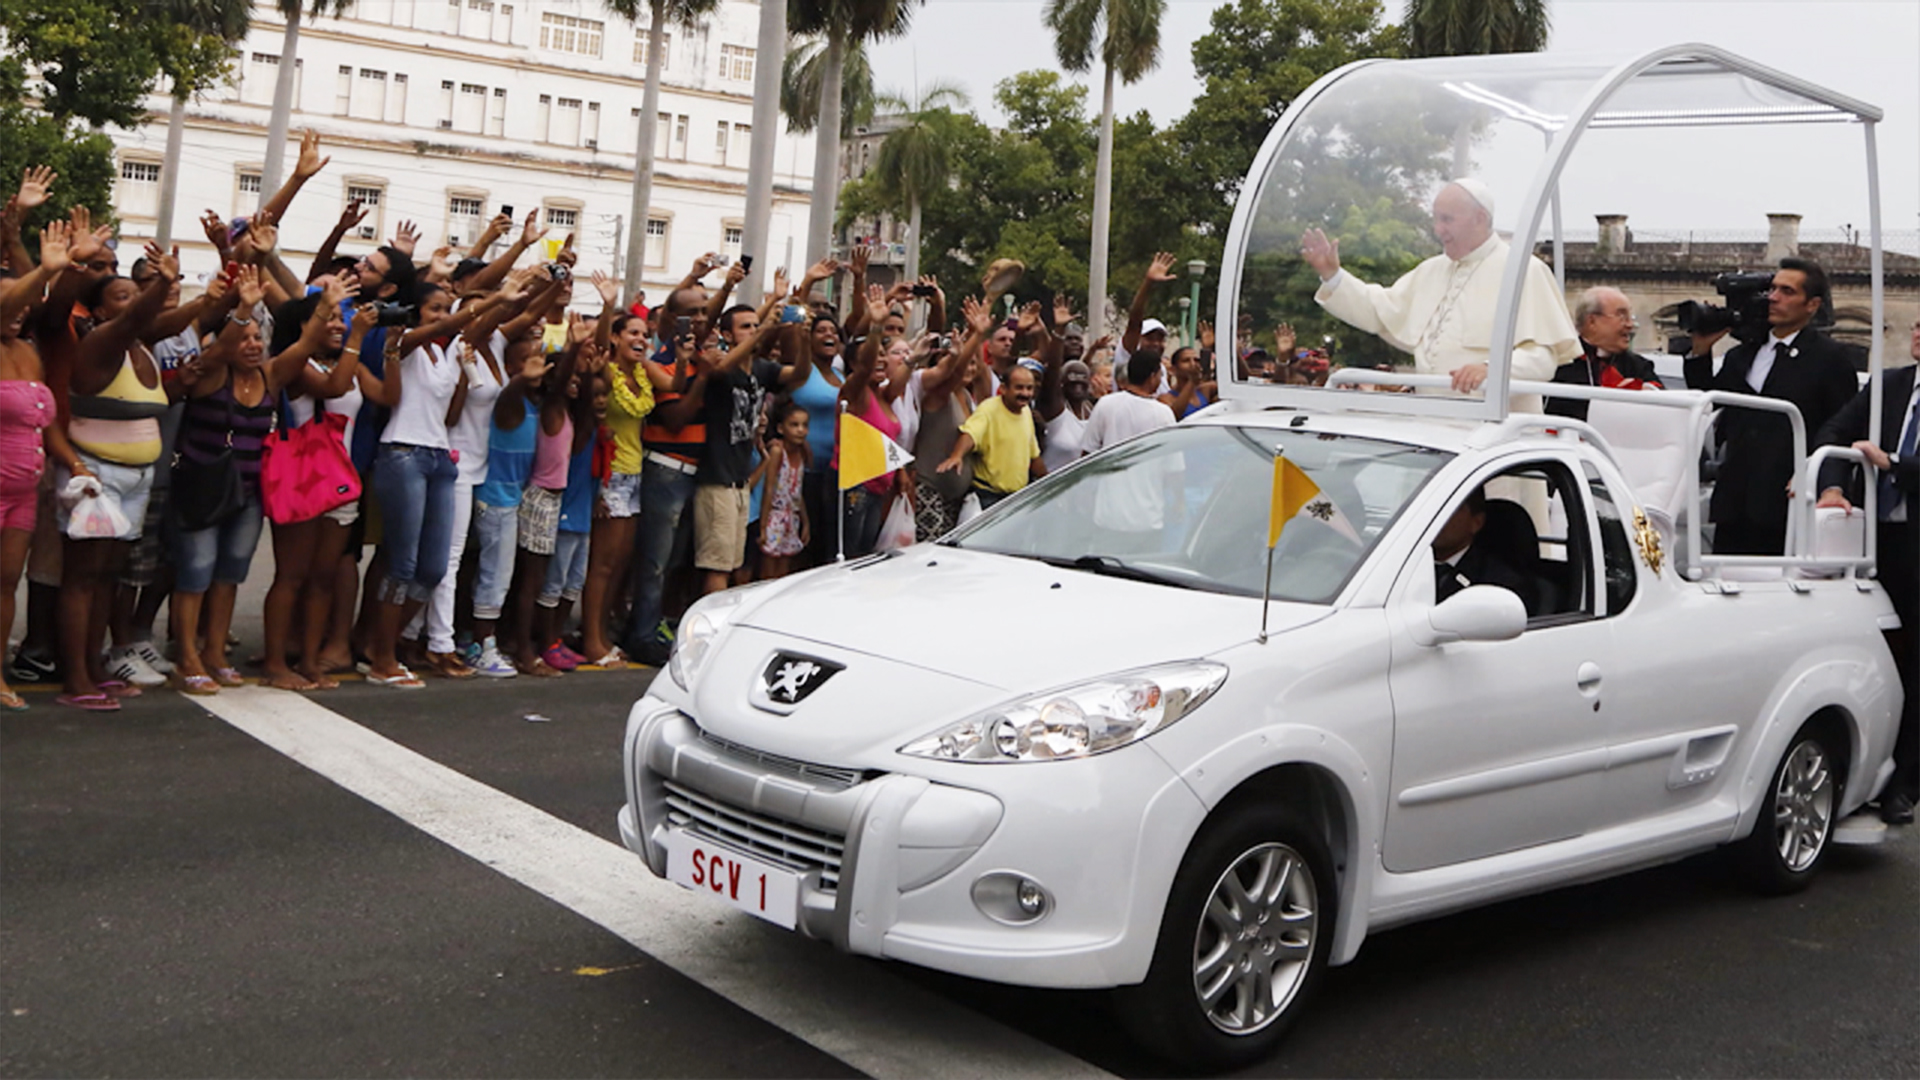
955, 492, 983, 527
65, 479, 130, 541
875, 495, 916, 551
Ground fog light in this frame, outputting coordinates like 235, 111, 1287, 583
971, 871, 1052, 925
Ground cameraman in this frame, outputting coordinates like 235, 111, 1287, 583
1683, 257, 1858, 555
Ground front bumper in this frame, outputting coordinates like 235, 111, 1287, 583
618, 696, 1207, 988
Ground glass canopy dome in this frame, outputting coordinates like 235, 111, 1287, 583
1216, 44, 1888, 421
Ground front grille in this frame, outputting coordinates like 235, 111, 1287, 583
663, 779, 847, 892
695, 729, 866, 790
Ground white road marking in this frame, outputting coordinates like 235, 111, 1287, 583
191, 687, 1116, 1080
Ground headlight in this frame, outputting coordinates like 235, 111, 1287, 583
899, 661, 1227, 763
667, 586, 761, 691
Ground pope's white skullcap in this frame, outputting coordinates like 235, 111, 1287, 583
1448, 177, 1496, 220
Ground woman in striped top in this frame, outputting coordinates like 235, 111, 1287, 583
167, 269, 341, 695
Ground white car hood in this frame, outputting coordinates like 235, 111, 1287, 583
737, 545, 1326, 692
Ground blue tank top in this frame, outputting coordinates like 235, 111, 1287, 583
475, 398, 537, 508
556, 430, 595, 535
1181, 387, 1211, 419
790, 361, 840, 472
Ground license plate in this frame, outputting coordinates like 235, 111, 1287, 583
663, 831, 802, 930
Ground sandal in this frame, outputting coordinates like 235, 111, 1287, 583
585, 648, 627, 670
0, 690, 29, 712
214, 667, 246, 688
514, 657, 562, 678
178, 674, 221, 696
367, 667, 425, 690
98, 679, 143, 699
425, 651, 477, 679
57, 692, 121, 712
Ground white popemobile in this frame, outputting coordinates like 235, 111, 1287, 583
620, 46, 1906, 1068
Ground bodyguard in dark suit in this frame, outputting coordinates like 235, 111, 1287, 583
1815, 319, 1920, 824
1683, 258, 1860, 555
1546, 286, 1664, 421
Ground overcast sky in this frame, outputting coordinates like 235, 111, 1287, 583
867, 0, 1920, 242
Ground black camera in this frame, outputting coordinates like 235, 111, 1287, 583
372, 301, 416, 327
545, 262, 572, 283
909, 283, 938, 298
1675, 271, 1775, 345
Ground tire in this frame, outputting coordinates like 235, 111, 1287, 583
1114, 801, 1334, 1071
1733, 721, 1842, 895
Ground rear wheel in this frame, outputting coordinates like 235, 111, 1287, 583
1115, 802, 1333, 1070
1734, 721, 1840, 894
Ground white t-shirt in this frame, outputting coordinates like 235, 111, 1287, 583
1084, 390, 1175, 456
449, 333, 508, 485
1041, 406, 1089, 474
286, 356, 365, 452
380, 341, 461, 450
1084, 390, 1179, 533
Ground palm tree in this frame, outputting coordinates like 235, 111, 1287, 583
739, 0, 787, 305
258, 0, 355, 205
609, 0, 722, 303
1043, 0, 1166, 342
779, 36, 876, 135
868, 82, 968, 287
786, 0, 920, 268
156, 0, 253, 245
1399, 0, 1550, 175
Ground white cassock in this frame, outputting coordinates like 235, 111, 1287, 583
1314, 234, 1580, 414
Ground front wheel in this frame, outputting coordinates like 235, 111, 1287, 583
1733, 721, 1841, 895
1114, 802, 1334, 1070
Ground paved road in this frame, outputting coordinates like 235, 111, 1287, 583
4, 668, 1916, 1078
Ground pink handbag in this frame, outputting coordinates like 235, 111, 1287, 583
260, 410, 361, 525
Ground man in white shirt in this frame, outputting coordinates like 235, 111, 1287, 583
1083, 348, 1179, 534
1299, 179, 1579, 412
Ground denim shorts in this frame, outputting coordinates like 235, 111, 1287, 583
538, 528, 589, 607
172, 495, 265, 594
602, 471, 642, 518
54, 452, 154, 542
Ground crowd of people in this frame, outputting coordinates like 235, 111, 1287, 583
0, 140, 1226, 711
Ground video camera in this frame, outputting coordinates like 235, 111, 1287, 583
1673, 271, 1775, 346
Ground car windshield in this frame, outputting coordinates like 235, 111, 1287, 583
950, 425, 1451, 602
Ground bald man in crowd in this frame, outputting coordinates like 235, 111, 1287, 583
1300, 179, 1579, 413
1545, 286, 1664, 421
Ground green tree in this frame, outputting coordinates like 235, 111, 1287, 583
609, 0, 722, 300
865, 82, 969, 284
1400, 0, 1550, 57
780, 37, 876, 135
1043, 0, 1167, 340
788, 0, 921, 266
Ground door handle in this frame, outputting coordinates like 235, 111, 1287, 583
1575, 661, 1603, 696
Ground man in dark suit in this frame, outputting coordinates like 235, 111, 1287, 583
1547, 286, 1664, 421
1683, 258, 1861, 555
1433, 486, 1540, 617
1815, 318, 1920, 824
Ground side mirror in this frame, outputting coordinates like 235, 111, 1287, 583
1413, 585, 1527, 646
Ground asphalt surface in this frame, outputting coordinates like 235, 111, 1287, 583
4, 662, 1917, 1079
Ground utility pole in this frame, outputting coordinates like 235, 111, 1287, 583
610, 213, 625, 293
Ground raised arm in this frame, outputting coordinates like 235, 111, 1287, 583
0, 219, 71, 328
1122, 251, 1176, 353
675, 252, 719, 294
5, 166, 58, 274
703, 259, 748, 324
259, 128, 329, 224
75, 243, 177, 386
298, 304, 376, 401
493, 347, 548, 429
1037, 296, 1073, 421
463, 210, 544, 295
307, 198, 368, 283
841, 246, 874, 341
398, 291, 492, 355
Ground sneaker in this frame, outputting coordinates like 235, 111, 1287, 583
128, 640, 174, 675
541, 641, 580, 672
473, 639, 517, 679
106, 647, 168, 689
460, 640, 483, 667
9, 649, 57, 684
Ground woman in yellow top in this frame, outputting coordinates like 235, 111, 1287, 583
577, 296, 654, 668
55, 243, 180, 711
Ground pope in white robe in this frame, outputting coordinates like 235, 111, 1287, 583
1300, 179, 1580, 414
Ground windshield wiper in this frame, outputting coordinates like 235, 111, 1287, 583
1050, 554, 1184, 587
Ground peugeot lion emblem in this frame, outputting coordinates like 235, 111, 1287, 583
752, 652, 844, 714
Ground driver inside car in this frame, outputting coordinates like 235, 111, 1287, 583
1432, 485, 1541, 617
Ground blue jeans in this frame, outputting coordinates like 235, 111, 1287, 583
539, 529, 589, 606
172, 495, 265, 594
471, 498, 519, 621
374, 443, 458, 604
626, 456, 698, 651
842, 486, 886, 558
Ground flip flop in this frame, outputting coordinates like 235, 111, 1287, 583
214, 667, 246, 687
56, 692, 121, 712
515, 658, 562, 678
99, 679, 143, 699
178, 674, 221, 696
367, 667, 425, 689
585, 648, 627, 670
0, 690, 29, 712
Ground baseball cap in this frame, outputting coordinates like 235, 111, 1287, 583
1140, 318, 1168, 336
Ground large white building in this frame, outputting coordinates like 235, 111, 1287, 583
105, 0, 814, 301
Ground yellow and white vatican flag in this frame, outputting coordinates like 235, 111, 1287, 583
839, 413, 914, 490
1268, 452, 1360, 548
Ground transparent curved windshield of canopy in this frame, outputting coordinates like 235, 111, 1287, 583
1217, 46, 1880, 422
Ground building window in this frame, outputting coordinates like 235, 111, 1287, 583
544, 203, 579, 232
455, 82, 487, 133
714, 120, 730, 165
719, 44, 754, 82
116, 159, 162, 219
351, 68, 388, 121
722, 224, 743, 263
389, 73, 408, 124
243, 52, 301, 107
653, 112, 689, 160
345, 182, 386, 240
488, 86, 506, 136
539, 12, 603, 57
439, 80, 455, 128
447, 193, 486, 248
731, 122, 751, 167
551, 97, 582, 146
645, 217, 668, 268
633, 31, 670, 70
583, 101, 600, 150
335, 65, 352, 115
234, 170, 262, 217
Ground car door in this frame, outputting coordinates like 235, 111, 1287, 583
1383, 454, 1617, 873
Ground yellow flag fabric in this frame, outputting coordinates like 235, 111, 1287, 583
1268, 453, 1322, 547
839, 412, 915, 490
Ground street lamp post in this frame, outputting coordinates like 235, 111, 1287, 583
1177, 297, 1192, 345
1186, 258, 1208, 347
